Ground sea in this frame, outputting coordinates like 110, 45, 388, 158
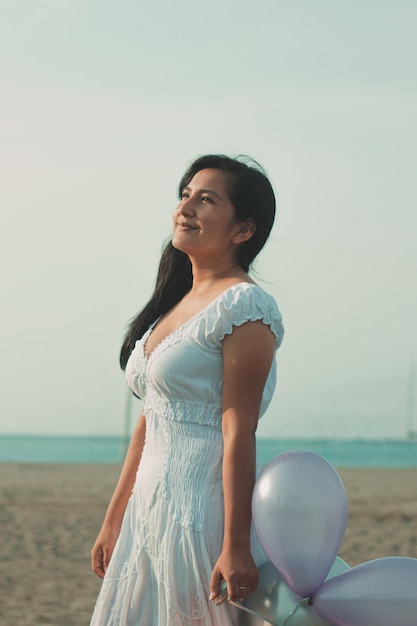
0, 435, 416, 467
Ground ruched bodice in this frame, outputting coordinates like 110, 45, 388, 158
90, 283, 284, 625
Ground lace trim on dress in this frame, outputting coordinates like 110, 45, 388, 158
144, 323, 188, 364
125, 335, 149, 397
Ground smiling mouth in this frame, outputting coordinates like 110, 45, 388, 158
178, 222, 197, 230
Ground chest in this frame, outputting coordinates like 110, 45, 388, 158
144, 296, 216, 358
128, 323, 224, 404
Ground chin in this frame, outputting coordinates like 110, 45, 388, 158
171, 238, 191, 254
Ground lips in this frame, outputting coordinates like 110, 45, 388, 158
177, 222, 197, 230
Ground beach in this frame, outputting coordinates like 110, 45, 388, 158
1, 464, 416, 626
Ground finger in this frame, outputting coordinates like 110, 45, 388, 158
93, 561, 105, 578
228, 583, 240, 603
103, 549, 109, 573
93, 558, 105, 578
229, 582, 254, 603
91, 548, 105, 579
249, 580, 258, 595
211, 581, 228, 606
209, 570, 223, 602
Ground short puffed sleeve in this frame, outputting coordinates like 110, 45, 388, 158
202, 283, 284, 350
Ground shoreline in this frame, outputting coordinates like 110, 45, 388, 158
1, 464, 417, 625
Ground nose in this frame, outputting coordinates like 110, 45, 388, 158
177, 196, 195, 217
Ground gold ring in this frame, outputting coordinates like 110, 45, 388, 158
238, 585, 254, 590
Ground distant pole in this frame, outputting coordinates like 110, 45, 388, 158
121, 387, 133, 460
406, 360, 416, 440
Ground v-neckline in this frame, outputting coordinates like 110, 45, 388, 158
142, 281, 255, 362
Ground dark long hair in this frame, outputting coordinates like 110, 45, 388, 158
119, 154, 276, 369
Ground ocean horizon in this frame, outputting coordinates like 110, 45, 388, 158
0, 434, 416, 467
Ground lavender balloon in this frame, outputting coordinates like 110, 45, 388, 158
312, 557, 417, 626
252, 450, 348, 597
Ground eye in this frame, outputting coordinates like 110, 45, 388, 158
181, 191, 190, 199
201, 196, 212, 203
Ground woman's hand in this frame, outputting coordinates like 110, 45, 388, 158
91, 524, 121, 579
209, 545, 259, 603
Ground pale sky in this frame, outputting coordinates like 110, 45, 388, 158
1, 0, 416, 439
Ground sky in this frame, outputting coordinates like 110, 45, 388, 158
1, 0, 416, 440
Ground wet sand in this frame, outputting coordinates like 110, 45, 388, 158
1, 464, 416, 626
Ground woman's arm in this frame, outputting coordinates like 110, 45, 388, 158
91, 411, 146, 578
210, 320, 275, 603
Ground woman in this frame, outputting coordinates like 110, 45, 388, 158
90, 154, 284, 625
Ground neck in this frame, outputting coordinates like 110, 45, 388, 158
188, 258, 246, 293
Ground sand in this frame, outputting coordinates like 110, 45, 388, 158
1, 464, 416, 626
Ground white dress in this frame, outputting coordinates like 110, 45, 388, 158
90, 283, 284, 625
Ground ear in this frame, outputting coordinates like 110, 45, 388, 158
232, 219, 256, 244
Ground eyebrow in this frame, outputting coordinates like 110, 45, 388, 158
184, 186, 222, 200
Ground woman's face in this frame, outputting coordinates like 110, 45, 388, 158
172, 168, 241, 259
